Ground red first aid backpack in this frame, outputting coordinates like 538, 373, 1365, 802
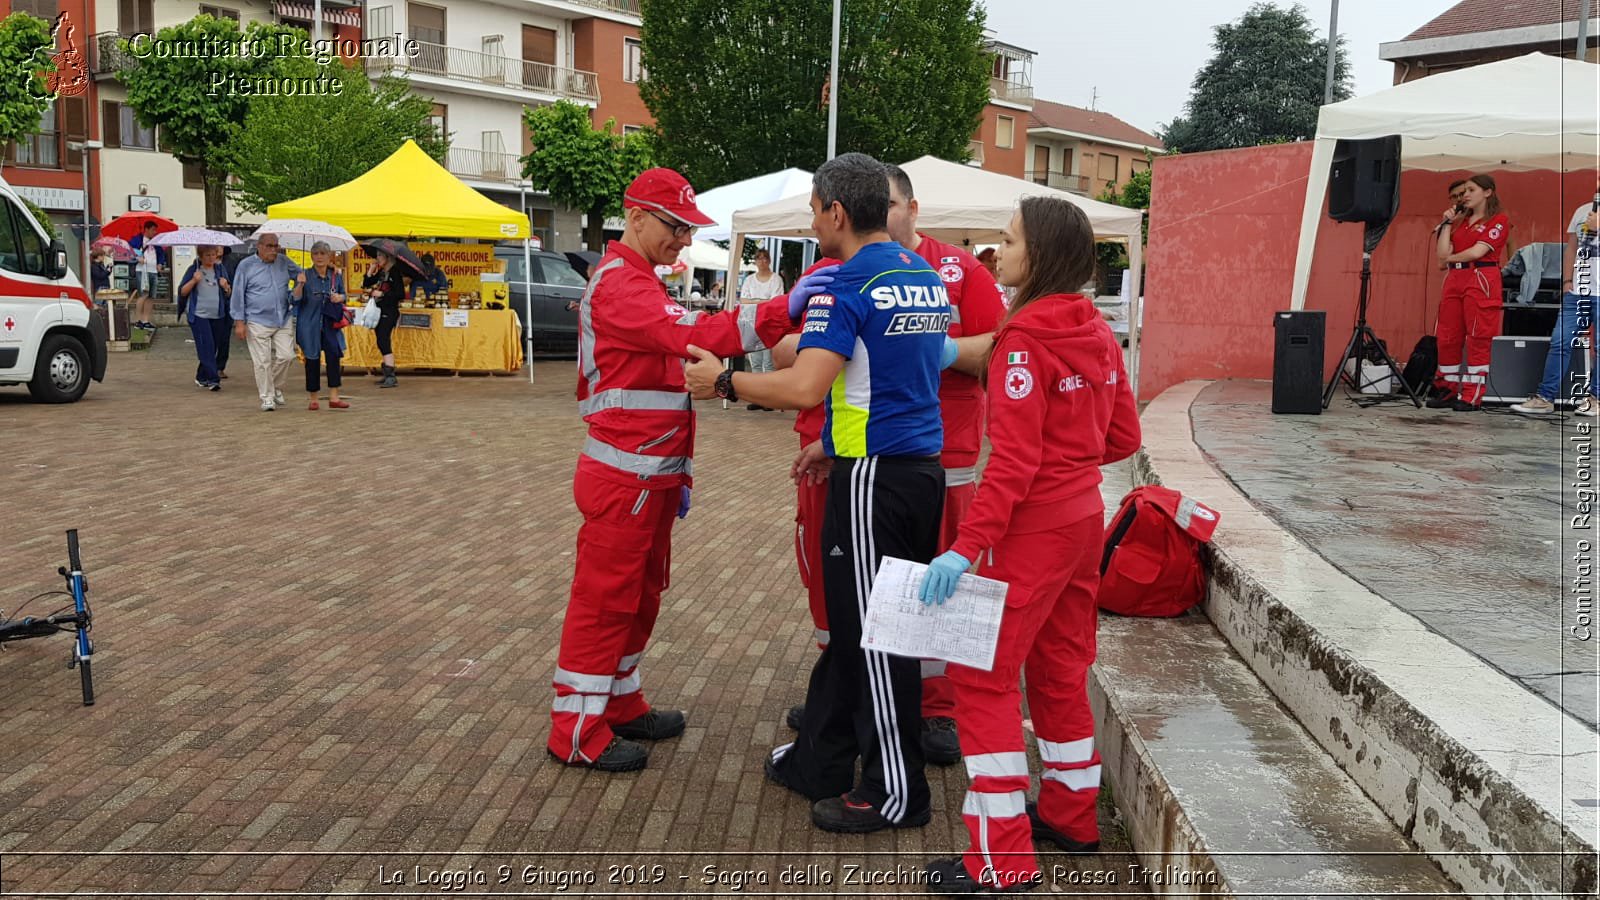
1097, 485, 1220, 617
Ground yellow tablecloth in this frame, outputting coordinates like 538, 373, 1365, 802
338, 307, 523, 373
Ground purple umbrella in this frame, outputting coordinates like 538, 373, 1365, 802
147, 227, 243, 248
90, 236, 136, 261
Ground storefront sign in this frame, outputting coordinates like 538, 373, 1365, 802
128, 195, 161, 213
346, 242, 496, 294
13, 185, 85, 211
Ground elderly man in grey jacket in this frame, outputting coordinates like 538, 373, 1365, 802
230, 233, 306, 411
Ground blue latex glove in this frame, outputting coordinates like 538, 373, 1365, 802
787, 265, 842, 319
677, 486, 691, 519
940, 336, 960, 370
919, 550, 972, 606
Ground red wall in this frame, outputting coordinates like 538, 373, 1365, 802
1140, 142, 1599, 401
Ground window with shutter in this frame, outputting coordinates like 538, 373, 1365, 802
101, 100, 121, 148
62, 97, 86, 171
182, 161, 205, 190
119, 104, 154, 151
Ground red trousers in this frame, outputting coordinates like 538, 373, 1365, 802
548, 473, 677, 763
795, 478, 830, 649
794, 477, 974, 718
1434, 268, 1502, 405
948, 513, 1103, 889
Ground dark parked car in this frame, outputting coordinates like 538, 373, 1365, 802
496, 247, 587, 358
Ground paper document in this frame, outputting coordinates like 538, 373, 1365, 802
862, 557, 1007, 672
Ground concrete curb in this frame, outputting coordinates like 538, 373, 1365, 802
1132, 380, 1597, 897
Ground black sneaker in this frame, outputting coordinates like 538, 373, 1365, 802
763, 753, 809, 798
612, 708, 686, 741
1425, 385, 1452, 403
1450, 398, 1481, 412
746, 403, 763, 411
1425, 391, 1458, 409
1026, 801, 1100, 854
922, 716, 961, 765
924, 857, 1041, 895
786, 704, 804, 731
811, 793, 930, 833
548, 736, 649, 772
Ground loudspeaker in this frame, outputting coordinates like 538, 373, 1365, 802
1484, 335, 1589, 404
1273, 311, 1325, 414
1328, 135, 1402, 225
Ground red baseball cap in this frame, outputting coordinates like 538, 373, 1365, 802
624, 168, 715, 228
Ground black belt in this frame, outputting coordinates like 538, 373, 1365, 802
1448, 261, 1498, 270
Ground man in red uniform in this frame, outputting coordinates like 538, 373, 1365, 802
1428, 175, 1511, 411
782, 165, 1005, 766
548, 168, 794, 772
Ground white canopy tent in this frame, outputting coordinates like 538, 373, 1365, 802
1290, 53, 1600, 310
728, 155, 1150, 389
695, 168, 814, 243
680, 240, 756, 272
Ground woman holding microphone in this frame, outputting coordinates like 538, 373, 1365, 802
917, 196, 1141, 894
1429, 174, 1511, 411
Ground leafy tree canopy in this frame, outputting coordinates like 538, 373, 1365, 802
521, 100, 655, 250
0, 12, 54, 149
1159, 3, 1350, 153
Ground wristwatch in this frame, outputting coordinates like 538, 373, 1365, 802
714, 367, 738, 402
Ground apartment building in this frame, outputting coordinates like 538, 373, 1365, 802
1025, 100, 1163, 199
1380, 0, 1599, 83
967, 38, 1033, 179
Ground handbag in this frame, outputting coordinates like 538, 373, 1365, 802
326, 299, 352, 330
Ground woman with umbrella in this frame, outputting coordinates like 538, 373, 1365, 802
176, 245, 233, 390
296, 241, 351, 410
361, 239, 421, 389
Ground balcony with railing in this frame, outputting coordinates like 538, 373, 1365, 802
1025, 170, 1089, 194
367, 39, 599, 103
90, 32, 137, 78
989, 77, 1034, 107
563, 0, 642, 15
446, 147, 525, 184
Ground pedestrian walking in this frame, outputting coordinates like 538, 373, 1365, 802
230, 233, 304, 411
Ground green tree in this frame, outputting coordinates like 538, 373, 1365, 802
0, 12, 54, 157
118, 15, 306, 225
1095, 159, 1154, 276
521, 100, 655, 251
230, 60, 447, 214
638, 0, 990, 188
21, 197, 56, 241
1159, 3, 1350, 153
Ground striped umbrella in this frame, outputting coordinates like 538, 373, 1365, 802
146, 227, 243, 248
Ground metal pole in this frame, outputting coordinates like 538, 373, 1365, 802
826, 0, 841, 159
1323, 0, 1339, 104
80, 155, 91, 287
313, 0, 323, 41
1580, 0, 1592, 64
522, 181, 534, 384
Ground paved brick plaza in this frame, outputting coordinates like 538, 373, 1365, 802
0, 338, 1140, 896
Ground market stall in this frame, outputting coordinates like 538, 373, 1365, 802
266, 140, 532, 374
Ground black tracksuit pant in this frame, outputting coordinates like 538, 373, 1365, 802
772, 454, 944, 823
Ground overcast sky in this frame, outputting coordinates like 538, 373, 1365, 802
978, 0, 1456, 135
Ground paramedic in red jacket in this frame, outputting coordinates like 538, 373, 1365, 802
917, 196, 1141, 894
548, 168, 793, 773
1428, 173, 1511, 411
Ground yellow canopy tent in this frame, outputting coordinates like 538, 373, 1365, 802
266, 140, 530, 239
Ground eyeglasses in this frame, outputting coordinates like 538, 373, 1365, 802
648, 211, 698, 240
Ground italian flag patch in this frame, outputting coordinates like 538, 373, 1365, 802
1007, 351, 1028, 365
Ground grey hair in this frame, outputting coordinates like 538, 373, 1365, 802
813, 152, 889, 234
883, 163, 915, 202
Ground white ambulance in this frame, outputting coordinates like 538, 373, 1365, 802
0, 176, 107, 403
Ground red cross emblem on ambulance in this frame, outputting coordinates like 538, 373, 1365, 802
2, 316, 15, 334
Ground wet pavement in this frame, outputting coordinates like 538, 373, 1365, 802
1190, 380, 1598, 728
0, 336, 1145, 896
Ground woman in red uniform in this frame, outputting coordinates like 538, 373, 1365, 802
1429, 174, 1511, 411
916, 196, 1141, 894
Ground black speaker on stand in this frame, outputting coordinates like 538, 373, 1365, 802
1321, 135, 1422, 409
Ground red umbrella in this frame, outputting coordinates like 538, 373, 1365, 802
101, 212, 178, 241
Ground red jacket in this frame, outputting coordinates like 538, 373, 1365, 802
579, 240, 791, 489
949, 294, 1141, 562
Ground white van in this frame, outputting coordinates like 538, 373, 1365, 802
0, 176, 107, 403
